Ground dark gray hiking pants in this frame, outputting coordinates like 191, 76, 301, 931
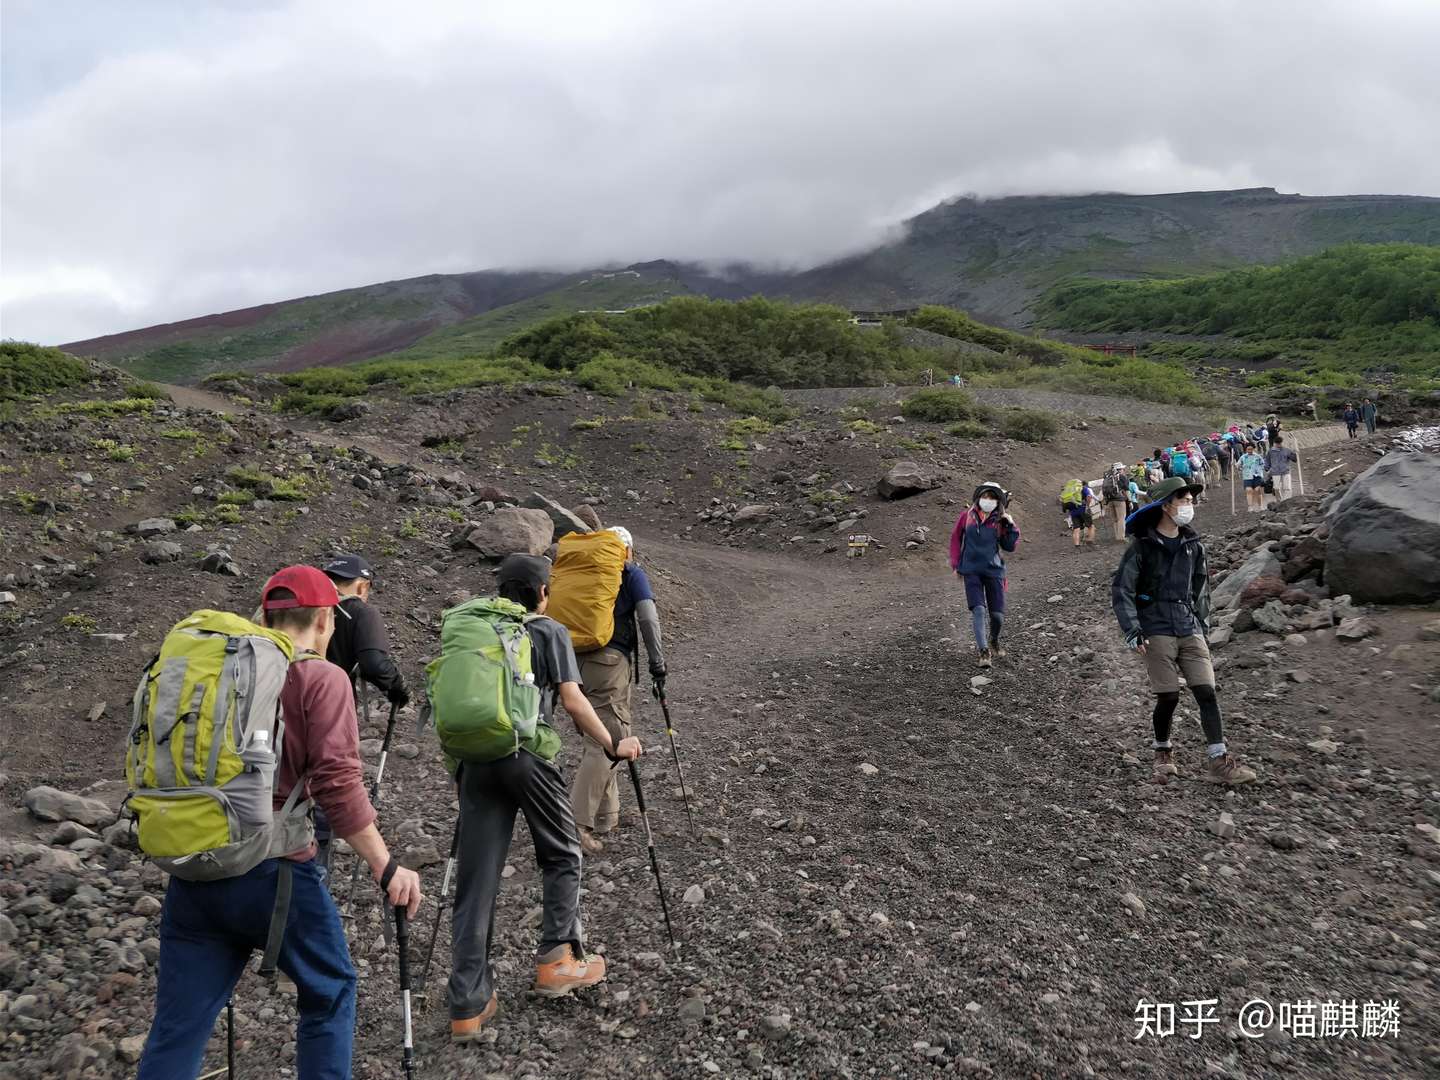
448, 750, 585, 1019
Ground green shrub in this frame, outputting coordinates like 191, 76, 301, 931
161, 427, 203, 440
574, 353, 682, 396
1000, 408, 1059, 443
901, 387, 978, 422
125, 380, 169, 400
225, 466, 308, 501
0, 342, 92, 399
571, 418, 605, 431
728, 416, 773, 437
61, 613, 97, 633
56, 397, 155, 417
907, 306, 1095, 366
216, 490, 255, 506
971, 359, 1209, 406
944, 420, 991, 439
847, 419, 883, 434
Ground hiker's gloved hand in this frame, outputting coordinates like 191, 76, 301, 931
651, 673, 667, 700
386, 680, 410, 709
1125, 630, 1147, 655
610, 736, 643, 761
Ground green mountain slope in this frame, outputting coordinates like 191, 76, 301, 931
1038, 244, 1440, 380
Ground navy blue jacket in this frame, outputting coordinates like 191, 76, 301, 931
949, 507, 1020, 577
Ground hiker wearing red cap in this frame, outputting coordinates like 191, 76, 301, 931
138, 565, 423, 1080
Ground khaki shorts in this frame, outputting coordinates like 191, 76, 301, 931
1142, 634, 1215, 693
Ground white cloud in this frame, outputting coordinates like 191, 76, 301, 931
3, 0, 1438, 343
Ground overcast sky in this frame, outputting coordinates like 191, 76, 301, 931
3, 0, 1438, 344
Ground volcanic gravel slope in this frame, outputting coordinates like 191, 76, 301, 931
2, 374, 1437, 1079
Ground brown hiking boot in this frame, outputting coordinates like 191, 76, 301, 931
578, 827, 604, 855
450, 993, 498, 1043
534, 945, 607, 997
977, 649, 992, 669
1151, 749, 1179, 785
1205, 754, 1257, 786
992, 644, 1007, 660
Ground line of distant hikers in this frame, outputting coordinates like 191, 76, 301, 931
131, 522, 669, 1077
1057, 412, 1322, 546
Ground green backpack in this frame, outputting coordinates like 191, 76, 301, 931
125, 610, 313, 882
426, 597, 541, 764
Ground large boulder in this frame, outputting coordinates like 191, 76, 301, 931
877, 461, 942, 500
23, 786, 114, 826
463, 507, 554, 558
522, 493, 590, 539
1327, 453, 1440, 603
1211, 542, 1281, 610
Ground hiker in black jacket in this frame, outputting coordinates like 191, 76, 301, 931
323, 554, 409, 709
1112, 477, 1256, 788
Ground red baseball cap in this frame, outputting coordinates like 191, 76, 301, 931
261, 565, 340, 610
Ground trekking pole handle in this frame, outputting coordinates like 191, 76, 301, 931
627, 758, 649, 814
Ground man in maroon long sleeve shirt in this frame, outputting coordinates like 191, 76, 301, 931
139, 566, 423, 1080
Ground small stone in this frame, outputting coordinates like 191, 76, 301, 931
1286, 669, 1312, 683
133, 895, 163, 917
1283, 633, 1307, 647
682, 884, 705, 905
1121, 892, 1146, 918
142, 540, 183, 564
135, 517, 177, 538
1047, 594, 1064, 604
679, 996, 707, 1024
1210, 812, 1237, 839
1306, 738, 1340, 755
857, 763, 879, 777
969, 675, 993, 695
87, 702, 107, 722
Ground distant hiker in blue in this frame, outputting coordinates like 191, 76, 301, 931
949, 481, 1020, 670
1342, 403, 1360, 438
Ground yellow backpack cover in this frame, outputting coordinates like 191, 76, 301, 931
548, 531, 626, 651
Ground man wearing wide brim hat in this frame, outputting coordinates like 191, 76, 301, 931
1112, 476, 1256, 787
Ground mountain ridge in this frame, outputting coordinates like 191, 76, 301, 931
57, 187, 1440, 382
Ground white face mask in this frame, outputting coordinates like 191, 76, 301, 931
978, 498, 998, 513
1172, 504, 1196, 526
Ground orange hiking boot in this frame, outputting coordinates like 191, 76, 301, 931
450, 993, 497, 1043
534, 945, 607, 997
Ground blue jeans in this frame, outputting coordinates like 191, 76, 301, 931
138, 857, 357, 1080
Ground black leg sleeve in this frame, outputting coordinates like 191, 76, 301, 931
1152, 691, 1180, 746
1190, 683, 1223, 746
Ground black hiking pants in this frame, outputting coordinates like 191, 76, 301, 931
449, 750, 585, 1020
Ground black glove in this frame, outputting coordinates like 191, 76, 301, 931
651, 672, 667, 701
386, 681, 411, 709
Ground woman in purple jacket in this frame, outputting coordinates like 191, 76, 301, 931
949, 481, 1020, 669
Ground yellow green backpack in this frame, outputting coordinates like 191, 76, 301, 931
124, 610, 312, 882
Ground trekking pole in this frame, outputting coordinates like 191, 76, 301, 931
226, 997, 235, 1078
654, 691, 696, 838
415, 814, 461, 1008
370, 701, 400, 803
395, 906, 416, 1080
624, 757, 680, 955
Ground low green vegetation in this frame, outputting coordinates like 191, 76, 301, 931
1, 343, 92, 399
1039, 244, 1440, 379
224, 466, 308, 501
61, 613, 97, 633
55, 397, 156, 417
901, 388, 984, 422
944, 420, 991, 439
91, 438, 137, 462
906, 306, 1097, 366
967, 358, 1210, 406
999, 408, 1060, 443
